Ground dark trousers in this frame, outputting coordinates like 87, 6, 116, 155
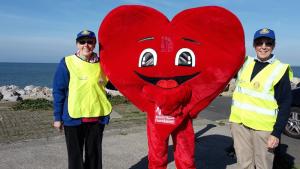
64, 123, 105, 169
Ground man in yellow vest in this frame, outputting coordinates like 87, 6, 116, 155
52, 30, 112, 169
229, 28, 293, 169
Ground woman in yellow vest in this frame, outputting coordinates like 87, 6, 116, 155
52, 30, 112, 169
229, 28, 293, 169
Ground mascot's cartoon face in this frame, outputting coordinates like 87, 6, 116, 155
98, 5, 245, 134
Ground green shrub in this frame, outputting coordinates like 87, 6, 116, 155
12, 99, 53, 111
11, 95, 129, 111
107, 95, 129, 105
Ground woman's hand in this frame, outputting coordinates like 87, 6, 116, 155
53, 121, 63, 132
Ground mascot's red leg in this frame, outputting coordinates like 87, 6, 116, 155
171, 118, 196, 169
147, 117, 196, 169
147, 118, 169, 169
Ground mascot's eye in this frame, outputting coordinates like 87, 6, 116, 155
139, 48, 157, 67
175, 48, 195, 67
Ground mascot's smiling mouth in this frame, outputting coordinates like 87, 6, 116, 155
134, 71, 200, 88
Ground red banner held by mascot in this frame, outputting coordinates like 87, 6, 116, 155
98, 5, 245, 169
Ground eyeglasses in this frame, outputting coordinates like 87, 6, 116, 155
254, 41, 274, 47
78, 40, 95, 45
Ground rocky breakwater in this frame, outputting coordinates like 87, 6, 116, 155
0, 85, 122, 102
0, 85, 52, 102
1, 77, 299, 102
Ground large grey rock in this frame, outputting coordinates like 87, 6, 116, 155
1, 89, 22, 101
0, 85, 53, 101
291, 77, 300, 89
24, 85, 35, 91
22, 86, 52, 100
2, 94, 20, 102
16, 89, 25, 96
0, 85, 19, 93
105, 89, 122, 96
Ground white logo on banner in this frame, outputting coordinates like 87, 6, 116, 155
154, 106, 175, 125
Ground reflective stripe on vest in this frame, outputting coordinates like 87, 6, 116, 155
233, 100, 277, 116
229, 56, 292, 131
65, 55, 112, 118
235, 86, 275, 101
263, 63, 285, 93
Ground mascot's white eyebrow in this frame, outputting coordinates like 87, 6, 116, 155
138, 37, 154, 42
182, 37, 201, 45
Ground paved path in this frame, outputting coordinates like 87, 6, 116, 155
0, 120, 237, 169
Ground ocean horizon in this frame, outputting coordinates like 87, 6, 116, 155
0, 62, 58, 88
0, 62, 300, 88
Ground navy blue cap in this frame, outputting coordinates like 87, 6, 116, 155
254, 28, 275, 41
76, 30, 96, 40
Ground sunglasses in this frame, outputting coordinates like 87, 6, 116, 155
78, 40, 95, 45
254, 41, 274, 47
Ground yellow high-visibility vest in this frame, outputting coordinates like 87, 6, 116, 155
65, 55, 112, 118
229, 56, 293, 131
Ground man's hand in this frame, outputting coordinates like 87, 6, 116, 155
267, 135, 279, 149
53, 121, 63, 132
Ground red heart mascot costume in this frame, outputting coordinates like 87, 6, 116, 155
98, 5, 245, 169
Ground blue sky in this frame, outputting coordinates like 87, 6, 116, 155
0, 0, 299, 65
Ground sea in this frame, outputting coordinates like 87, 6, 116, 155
0, 62, 58, 88
0, 62, 300, 88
